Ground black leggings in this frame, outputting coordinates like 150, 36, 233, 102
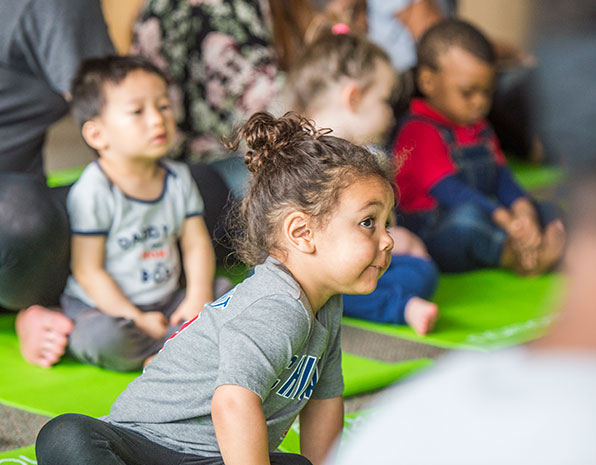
0, 165, 233, 310
36, 414, 312, 465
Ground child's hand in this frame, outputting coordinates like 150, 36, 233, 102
387, 226, 429, 258
509, 198, 543, 249
170, 297, 206, 326
509, 215, 542, 250
134, 312, 169, 340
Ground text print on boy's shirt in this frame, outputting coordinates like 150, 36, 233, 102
105, 258, 344, 457
63, 160, 204, 307
116, 223, 177, 285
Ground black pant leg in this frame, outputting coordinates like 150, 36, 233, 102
36, 414, 313, 465
186, 162, 237, 265
0, 173, 70, 309
36, 414, 188, 465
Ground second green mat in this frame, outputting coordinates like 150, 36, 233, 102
344, 270, 562, 351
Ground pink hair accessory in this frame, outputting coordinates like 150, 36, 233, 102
332, 23, 351, 35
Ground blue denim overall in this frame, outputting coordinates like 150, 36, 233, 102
399, 115, 510, 272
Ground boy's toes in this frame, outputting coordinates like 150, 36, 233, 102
16, 305, 73, 367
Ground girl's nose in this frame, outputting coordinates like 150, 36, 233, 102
382, 229, 394, 253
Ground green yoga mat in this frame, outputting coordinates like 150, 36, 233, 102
46, 166, 86, 188
0, 445, 36, 463
344, 270, 562, 351
278, 410, 367, 454
508, 158, 564, 191
0, 315, 429, 417
0, 410, 368, 460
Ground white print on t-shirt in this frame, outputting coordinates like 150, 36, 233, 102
271, 354, 320, 400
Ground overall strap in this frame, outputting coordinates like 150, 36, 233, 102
398, 113, 457, 151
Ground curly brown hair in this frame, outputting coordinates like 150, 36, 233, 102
226, 111, 394, 266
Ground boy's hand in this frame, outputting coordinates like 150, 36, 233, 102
510, 197, 543, 250
510, 215, 542, 250
170, 297, 206, 326
134, 312, 169, 340
388, 226, 429, 258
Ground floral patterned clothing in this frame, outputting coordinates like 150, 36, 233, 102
132, 0, 283, 162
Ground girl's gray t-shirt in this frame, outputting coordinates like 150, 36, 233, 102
105, 257, 344, 456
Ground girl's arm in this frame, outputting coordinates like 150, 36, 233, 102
299, 395, 344, 465
71, 234, 167, 339
170, 215, 215, 325
212, 384, 271, 465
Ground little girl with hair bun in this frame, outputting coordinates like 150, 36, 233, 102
36, 111, 395, 465
287, 30, 439, 334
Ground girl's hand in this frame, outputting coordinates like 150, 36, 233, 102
134, 312, 168, 340
169, 297, 205, 326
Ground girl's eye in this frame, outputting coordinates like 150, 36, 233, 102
131, 108, 143, 115
360, 218, 374, 229
159, 103, 172, 111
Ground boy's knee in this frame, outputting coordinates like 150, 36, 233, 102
449, 203, 489, 228
68, 316, 145, 371
413, 258, 440, 298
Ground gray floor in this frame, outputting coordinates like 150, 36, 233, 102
0, 116, 450, 452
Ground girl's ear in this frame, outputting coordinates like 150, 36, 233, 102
417, 66, 437, 98
81, 120, 108, 151
283, 211, 316, 254
340, 81, 362, 112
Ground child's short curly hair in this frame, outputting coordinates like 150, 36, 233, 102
417, 19, 496, 71
226, 111, 395, 266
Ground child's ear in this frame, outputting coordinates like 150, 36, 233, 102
417, 66, 437, 97
81, 120, 108, 152
283, 211, 315, 254
341, 82, 363, 112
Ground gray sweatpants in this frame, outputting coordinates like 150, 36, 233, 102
60, 290, 185, 372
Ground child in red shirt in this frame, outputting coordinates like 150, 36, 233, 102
394, 19, 565, 275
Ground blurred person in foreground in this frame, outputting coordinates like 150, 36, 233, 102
327, 2, 596, 463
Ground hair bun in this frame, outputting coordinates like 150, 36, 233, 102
231, 112, 327, 174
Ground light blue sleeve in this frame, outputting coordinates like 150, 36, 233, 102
67, 166, 114, 235
178, 163, 204, 218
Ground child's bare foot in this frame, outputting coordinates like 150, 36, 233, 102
533, 220, 566, 274
15, 305, 73, 368
404, 297, 438, 335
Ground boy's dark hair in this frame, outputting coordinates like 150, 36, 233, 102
287, 31, 392, 112
225, 111, 395, 266
417, 19, 496, 71
70, 55, 169, 128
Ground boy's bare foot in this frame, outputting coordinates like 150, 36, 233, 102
404, 297, 439, 335
533, 220, 566, 274
15, 305, 73, 368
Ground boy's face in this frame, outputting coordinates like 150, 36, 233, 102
90, 69, 176, 160
418, 46, 495, 126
